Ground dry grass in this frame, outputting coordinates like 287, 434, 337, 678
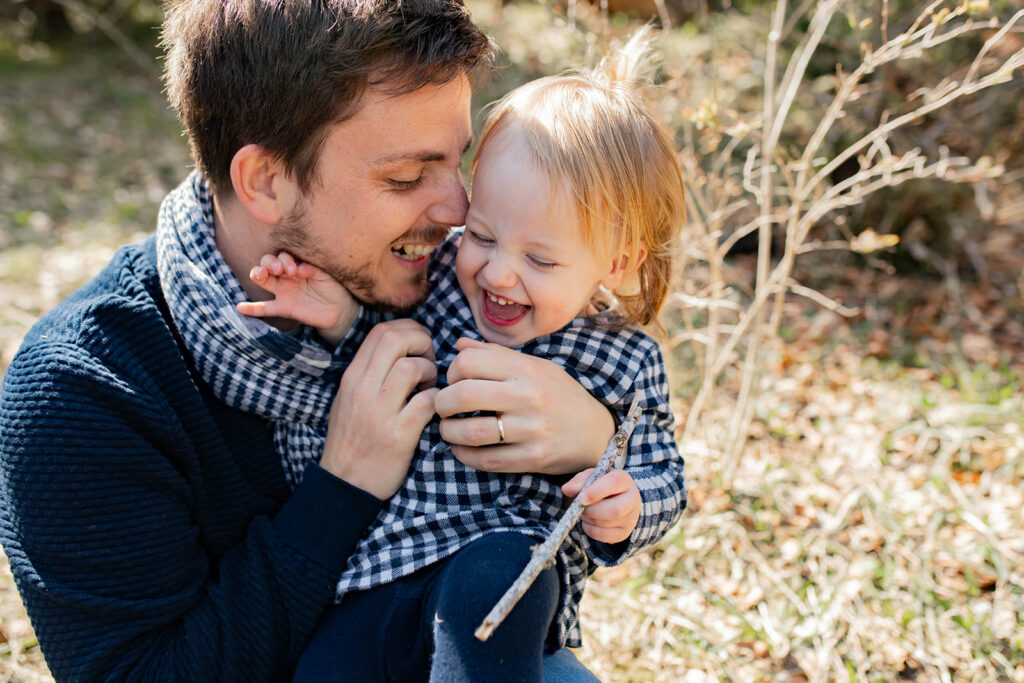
579, 329, 1024, 681
2, 2, 1023, 681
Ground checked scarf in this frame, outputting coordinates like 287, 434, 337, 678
156, 173, 379, 488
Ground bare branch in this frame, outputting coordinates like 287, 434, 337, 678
787, 281, 861, 317
474, 396, 644, 641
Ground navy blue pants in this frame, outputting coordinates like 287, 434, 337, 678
294, 532, 560, 682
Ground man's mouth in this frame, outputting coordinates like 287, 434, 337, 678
482, 289, 531, 326
391, 243, 437, 261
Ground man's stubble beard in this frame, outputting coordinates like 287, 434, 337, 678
270, 204, 430, 315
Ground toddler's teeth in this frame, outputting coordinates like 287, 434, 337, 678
486, 292, 516, 306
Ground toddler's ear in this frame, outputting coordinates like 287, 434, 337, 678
229, 144, 300, 225
601, 246, 648, 290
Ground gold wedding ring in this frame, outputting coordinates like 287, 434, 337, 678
496, 414, 506, 445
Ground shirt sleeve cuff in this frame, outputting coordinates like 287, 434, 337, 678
272, 464, 384, 572
585, 537, 632, 566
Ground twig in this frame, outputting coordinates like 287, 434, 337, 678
787, 281, 860, 317
652, 0, 672, 30
50, 0, 158, 79
725, 0, 789, 466
475, 394, 644, 641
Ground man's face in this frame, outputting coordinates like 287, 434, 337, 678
273, 74, 473, 312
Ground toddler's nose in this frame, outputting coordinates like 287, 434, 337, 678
482, 257, 518, 290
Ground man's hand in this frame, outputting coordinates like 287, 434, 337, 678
561, 469, 641, 544
434, 338, 615, 475
320, 320, 438, 500
235, 252, 357, 344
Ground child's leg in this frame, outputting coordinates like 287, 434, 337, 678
293, 570, 438, 682
427, 532, 560, 683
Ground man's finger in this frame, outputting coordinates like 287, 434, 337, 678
347, 320, 435, 383
383, 356, 438, 406
400, 387, 439, 433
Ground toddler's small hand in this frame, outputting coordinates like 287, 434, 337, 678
235, 251, 357, 343
561, 468, 641, 545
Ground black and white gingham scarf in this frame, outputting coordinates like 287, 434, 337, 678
155, 173, 377, 488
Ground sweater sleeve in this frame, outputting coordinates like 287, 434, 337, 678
0, 340, 382, 682
581, 340, 687, 567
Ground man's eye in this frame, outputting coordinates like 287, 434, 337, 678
387, 177, 424, 191
467, 231, 495, 246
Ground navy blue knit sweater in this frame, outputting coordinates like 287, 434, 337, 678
0, 236, 385, 681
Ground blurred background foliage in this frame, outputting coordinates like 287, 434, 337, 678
2, 0, 1021, 276
1, 1, 1022, 681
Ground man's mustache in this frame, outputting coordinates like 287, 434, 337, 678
391, 226, 453, 246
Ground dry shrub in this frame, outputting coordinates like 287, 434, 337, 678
476, 1, 1024, 680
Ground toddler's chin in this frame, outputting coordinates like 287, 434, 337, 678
471, 315, 520, 348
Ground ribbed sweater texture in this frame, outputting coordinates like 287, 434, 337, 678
0, 236, 384, 681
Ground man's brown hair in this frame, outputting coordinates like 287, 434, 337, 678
162, 0, 492, 195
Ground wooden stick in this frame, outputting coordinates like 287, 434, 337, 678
474, 395, 643, 641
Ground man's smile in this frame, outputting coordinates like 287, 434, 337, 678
391, 242, 439, 262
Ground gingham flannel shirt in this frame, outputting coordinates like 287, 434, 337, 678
336, 234, 687, 649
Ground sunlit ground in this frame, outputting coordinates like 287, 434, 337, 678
1, 3, 1022, 681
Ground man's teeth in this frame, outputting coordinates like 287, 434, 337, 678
487, 291, 517, 306
392, 244, 435, 260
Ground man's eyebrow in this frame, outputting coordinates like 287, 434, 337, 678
370, 138, 474, 166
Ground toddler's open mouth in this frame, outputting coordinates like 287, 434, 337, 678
482, 289, 530, 326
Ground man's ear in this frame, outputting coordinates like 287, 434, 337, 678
601, 245, 648, 290
229, 144, 299, 224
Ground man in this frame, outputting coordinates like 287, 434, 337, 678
0, 1, 616, 680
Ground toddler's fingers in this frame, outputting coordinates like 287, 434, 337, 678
561, 468, 596, 499
248, 265, 269, 285
580, 520, 632, 545
296, 262, 320, 278
277, 252, 297, 276
572, 469, 634, 506
258, 253, 284, 275
580, 490, 637, 525
236, 301, 272, 318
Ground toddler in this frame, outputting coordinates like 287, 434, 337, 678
240, 30, 687, 682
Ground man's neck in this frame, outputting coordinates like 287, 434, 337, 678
212, 193, 298, 332
211, 191, 362, 342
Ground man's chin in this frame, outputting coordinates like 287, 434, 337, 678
330, 267, 429, 315
350, 286, 429, 315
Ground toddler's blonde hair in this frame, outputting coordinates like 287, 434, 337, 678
471, 27, 685, 329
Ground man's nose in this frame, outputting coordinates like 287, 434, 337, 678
427, 169, 469, 228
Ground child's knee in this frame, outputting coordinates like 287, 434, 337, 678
435, 533, 558, 628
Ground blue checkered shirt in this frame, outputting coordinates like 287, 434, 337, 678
336, 234, 686, 649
